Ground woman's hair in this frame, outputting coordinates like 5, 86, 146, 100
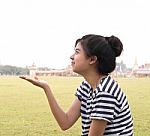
75, 34, 123, 74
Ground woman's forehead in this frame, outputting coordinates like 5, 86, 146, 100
75, 42, 82, 49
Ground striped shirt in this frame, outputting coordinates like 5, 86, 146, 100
75, 75, 133, 136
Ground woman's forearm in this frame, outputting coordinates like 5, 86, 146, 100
43, 86, 70, 130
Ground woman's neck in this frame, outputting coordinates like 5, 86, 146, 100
83, 71, 106, 90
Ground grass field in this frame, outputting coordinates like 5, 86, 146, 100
0, 76, 150, 136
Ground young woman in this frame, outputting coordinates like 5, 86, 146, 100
20, 34, 133, 136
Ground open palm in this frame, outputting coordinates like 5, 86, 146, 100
19, 76, 49, 89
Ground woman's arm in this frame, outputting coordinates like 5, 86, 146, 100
19, 76, 81, 130
88, 119, 107, 136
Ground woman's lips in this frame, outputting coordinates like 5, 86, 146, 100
71, 62, 75, 65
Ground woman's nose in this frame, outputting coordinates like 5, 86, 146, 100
70, 54, 74, 60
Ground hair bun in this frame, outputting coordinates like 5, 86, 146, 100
105, 35, 123, 57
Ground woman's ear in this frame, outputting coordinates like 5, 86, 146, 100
89, 56, 97, 65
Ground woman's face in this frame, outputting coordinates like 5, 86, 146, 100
70, 42, 91, 75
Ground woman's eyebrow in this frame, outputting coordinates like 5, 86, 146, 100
75, 48, 80, 52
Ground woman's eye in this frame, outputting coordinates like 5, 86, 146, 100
75, 50, 79, 54
75, 49, 80, 54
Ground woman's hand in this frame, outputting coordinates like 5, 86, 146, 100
19, 76, 49, 89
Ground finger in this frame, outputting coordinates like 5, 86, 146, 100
34, 76, 39, 80
19, 76, 27, 79
19, 76, 33, 82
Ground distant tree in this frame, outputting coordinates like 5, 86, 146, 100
0, 65, 29, 75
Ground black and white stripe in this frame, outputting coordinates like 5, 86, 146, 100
75, 75, 133, 136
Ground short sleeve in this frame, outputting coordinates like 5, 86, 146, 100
75, 82, 84, 101
75, 88, 82, 101
90, 92, 117, 123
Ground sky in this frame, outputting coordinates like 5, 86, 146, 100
0, 0, 150, 69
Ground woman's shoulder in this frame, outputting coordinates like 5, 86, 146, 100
99, 75, 121, 94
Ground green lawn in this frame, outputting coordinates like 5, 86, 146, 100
0, 76, 150, 136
